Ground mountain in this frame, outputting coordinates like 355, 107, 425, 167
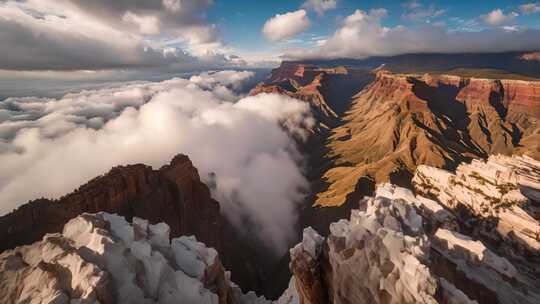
252, 60, 540, 207
0, 154, 221, 252
0, 154, 277, 297
288, 51, 540, 79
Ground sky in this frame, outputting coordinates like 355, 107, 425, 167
1, 0, 539, 77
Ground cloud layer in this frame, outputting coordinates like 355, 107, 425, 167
285, 9, 540, 60
0, 0, 237, 70
0, 71, 314, 252
263, 9, 311, 42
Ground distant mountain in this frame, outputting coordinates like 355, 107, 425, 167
286, 51, 540, 79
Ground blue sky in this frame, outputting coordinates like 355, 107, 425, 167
0, 0, 539, 74
207, 0, 540, 58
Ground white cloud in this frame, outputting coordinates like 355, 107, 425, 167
0, 0, 242, 71
302, 0, 337, 15
520, 3, 540, 14
122, 11, 161, 35
284, 9, 540, 60
401, 1, 446, 22
0, 71, 314, 253
262, 10, 311, 42
481, 9, 519, 26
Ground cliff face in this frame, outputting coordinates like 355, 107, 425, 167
282, 155, 540, 304
318, 71, 540, 206
250, 64, 374, 128
0, 154, 221, 253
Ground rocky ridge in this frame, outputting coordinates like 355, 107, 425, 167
0, 212, 268, 304
0, 154, 221, 253
283, 154, 540, 304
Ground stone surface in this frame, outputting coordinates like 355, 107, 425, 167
0, 212, 271, 304
413, 154, 540, 252
285, 155, 540, 304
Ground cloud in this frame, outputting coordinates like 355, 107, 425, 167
401, 1, 446, 22
302, 0, 337, 15
0, 0, 241, 71
0, 71, 315, 253
520, 3, 540, 14
263, 10, 311, 42
284, 9, 540, 60
481, 9, 519, 26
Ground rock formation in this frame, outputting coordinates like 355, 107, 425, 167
0, 212, 269, 304
283, 154, 540, 304
0, 154, 221, 253
319, 71, 540, 206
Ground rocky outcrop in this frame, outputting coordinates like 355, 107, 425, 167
0, 154, 221, 254
318, 71, 540, 206
284, 155, 540, 304
0, 212, 269, 304
413, 154, 540, 252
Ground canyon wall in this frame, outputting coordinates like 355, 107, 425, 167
319, 71, 540, 206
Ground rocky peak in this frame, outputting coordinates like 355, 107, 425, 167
0, 154, 221, 254
0, 212, 269, 304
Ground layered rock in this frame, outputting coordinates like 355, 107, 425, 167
318, 71, 540, 206
0, 212, 269, 304
250, 64, 374, 128
0, 154, 221, 254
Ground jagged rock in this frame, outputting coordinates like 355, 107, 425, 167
0, 154, 221, 254
0, 212, 270, 304
286, 155, 540, 304
413, 154, 540, 252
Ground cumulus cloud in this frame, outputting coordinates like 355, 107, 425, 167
0, 0, 239, 70
520, 3, 540, 14
0, 71, 314, 252
284, 9, 540, 60
263, 10, 311, 42
302, 0, 337, 15
481, 9, 519, 26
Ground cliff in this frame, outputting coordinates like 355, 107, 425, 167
318, 71, 540, 206
0, 154, 221, 253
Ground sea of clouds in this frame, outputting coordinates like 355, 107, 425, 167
0, 70, 314, 253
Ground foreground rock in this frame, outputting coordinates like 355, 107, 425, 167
284, 155, 540, 304
0, 212, 269, 304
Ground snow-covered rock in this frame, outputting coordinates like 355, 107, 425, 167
0, 212, 269, 304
